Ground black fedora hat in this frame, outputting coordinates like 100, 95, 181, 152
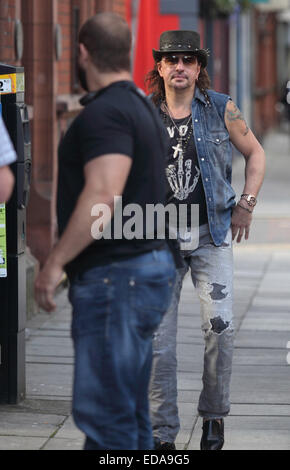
153, 30, 208, 67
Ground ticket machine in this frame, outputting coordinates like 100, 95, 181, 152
0, 63, 31, 403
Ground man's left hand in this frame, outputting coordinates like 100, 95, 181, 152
231, 204, 253, 243
35, 259, 64, 313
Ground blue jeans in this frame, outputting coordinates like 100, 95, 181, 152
150, 226, 234, 443
68, 248, 176, 450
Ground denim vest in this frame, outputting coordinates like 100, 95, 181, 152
192, 87, 236, 246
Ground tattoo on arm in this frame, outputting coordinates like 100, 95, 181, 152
226, 103, 249, 136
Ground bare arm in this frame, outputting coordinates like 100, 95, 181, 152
0, 166, 15, 203
35, 154, 132, 311
48, 154, 132, 266
225, 100, 266, 243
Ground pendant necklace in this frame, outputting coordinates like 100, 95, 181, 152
163, 101, 192, 137
162, 101, 193, 156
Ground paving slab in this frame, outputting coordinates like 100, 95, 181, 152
229, 404, 290, 416
27, 328, 71, 338
177, 390, 202, 403
234, 330, 290, 349
177, 315, 205, 329
26, 339, 74, 358
229, 370, 290, 404
26, 356, 74, 365
252, 297, 290, 308
177, 305, 202, 316
42, 437, 84, 450
27, 395, 72, 402
188, 417, 290, 450
177, 376, 202, 392
175, 429, 194, 448
0, 412, 66, 438
177, 328, 205, 343
0, 399, 72, 416
232, 348, 288, 366
223, 415, 290, 431
179, 416, 197, 431
26, 363, 73, 398
177, 360, 204, 374
240, 318, 290, 331
54, 416, 84, 440
0, 436, 48, 451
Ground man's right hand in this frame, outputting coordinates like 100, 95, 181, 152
231, 202, 253, 243
34, 258, 64, 313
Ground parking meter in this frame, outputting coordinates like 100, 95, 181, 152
0, 64, 32, 404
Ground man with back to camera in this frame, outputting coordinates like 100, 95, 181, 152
0, 113, 16, 202
146, 30, 266, 450
35, 13, 176, 450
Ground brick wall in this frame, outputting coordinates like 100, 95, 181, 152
96, 0, 126, 17
111, 0, 127, 18
57, 0, 72, 95
0, 0, 21, 64
253, 11, 278, 138
56, 0, 129, 96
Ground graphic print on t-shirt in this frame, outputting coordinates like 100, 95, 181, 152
159, 108, 208, 227
165, 121, 201, 202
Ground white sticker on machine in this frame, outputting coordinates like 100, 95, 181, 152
0, 79, 12, 94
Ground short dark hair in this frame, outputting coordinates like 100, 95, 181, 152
79, 13, 132, 72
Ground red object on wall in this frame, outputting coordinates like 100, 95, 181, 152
133, 0, 179, 91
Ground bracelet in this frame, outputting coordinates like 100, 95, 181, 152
237, 202, 253, 214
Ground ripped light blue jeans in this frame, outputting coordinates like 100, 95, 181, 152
149, 225, 234, 443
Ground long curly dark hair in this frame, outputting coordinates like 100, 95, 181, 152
145, 62, 211, 106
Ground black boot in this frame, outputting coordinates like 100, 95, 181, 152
200, 419, 224, 450
154, 437, 176, 450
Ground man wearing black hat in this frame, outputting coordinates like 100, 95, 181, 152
147, 30, 265, 450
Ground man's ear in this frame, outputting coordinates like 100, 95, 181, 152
157, 61, 163, 78
78, 43, 89, 65
196, 63, 201, 80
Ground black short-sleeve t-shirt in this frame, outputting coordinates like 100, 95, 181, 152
159, 109, 208, 227
57, 81, 169, 280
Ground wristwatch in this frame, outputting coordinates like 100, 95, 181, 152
240, 194, 257, 207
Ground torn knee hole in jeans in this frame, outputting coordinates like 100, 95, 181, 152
199, 282, 231, 335
210, 316, 230, 334
198, 281, 228, 302
209, 284, 231, 333
201, 315, 231, 335
209, 283, 228, 301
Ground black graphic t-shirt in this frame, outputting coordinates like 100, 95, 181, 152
57, 82, 168, 280
160, 109, 208, 227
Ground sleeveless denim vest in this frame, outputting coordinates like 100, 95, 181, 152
192, 88, 236, 246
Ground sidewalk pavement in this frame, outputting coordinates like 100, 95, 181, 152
0, 130, 289, 451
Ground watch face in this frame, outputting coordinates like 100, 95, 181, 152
248, 196, 256, 206
242, 194, 257, 206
